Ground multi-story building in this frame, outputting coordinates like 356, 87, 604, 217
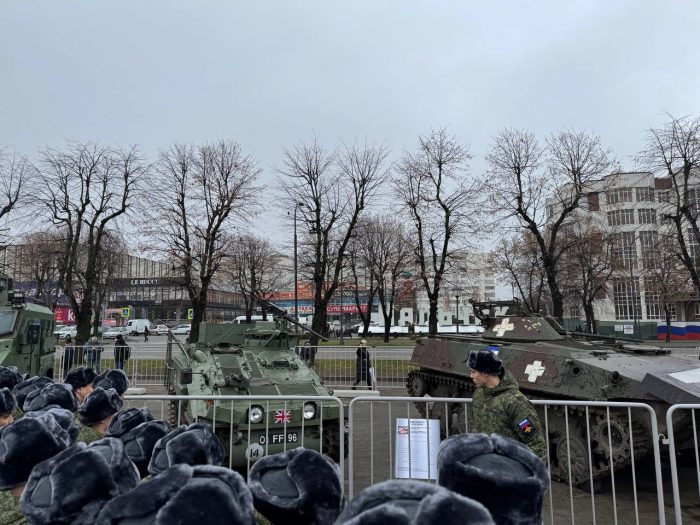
546, 171, 699, 334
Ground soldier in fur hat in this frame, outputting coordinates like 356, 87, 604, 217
106, 406, 154, 437
63, 367, 97, 403
335, 479, 494, 525
468, 349, 547, 461
19, 438, 140, 524
77, 387, 123, 444
12, 376, 52, 414
93, 369, 129, 397
147, 422, 224, 476
0, 366, 23, 390
95, 464, 255, 525
23, 383, 78, 413
437, 433, 549, 525
0, 388, 16, 428
0, 411, 75, 524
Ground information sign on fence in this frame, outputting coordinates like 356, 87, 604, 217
394, 418, 440, 480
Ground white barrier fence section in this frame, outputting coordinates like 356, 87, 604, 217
300, 345, 416, 389
123, 394, 345, 479
54, 344, 167, 386
666, 404, 700, 525
347, 396, 666, 525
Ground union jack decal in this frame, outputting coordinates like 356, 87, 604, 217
274, 409, 292, 424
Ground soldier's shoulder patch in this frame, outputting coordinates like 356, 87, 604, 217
517, 417, 538, 438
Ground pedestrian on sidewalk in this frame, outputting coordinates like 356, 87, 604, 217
144, 326, 150, 342
84, 336, 104, 374
114, 334, 130, 371
352, 339, 371, 390
62, 336, 75, 377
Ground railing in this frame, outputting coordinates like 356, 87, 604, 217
347, 396, 666, 525
665, 404, 700, 525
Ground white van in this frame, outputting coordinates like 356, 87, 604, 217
125, 319, 151, 335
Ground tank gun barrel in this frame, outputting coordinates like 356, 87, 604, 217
256, 297, 328, 341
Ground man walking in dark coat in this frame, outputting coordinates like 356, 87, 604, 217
352, 339, 371, 389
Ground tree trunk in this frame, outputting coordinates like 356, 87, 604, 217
664, 307, 672, 343
428, 297, 439, 335
583, 301, 596, 334
189, 286, 210, 343
309, 306, 328, 347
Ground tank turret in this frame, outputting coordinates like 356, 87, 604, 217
407, 300, 700, 485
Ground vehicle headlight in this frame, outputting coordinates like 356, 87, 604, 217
303, 402, 317, 420
248, 406, 264, 424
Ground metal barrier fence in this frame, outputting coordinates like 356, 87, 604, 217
122, 394, 345, 480
666, 404, 700, 525
54, 344, 167, 387
347, 396, 666, 525
53, 343, 417, 390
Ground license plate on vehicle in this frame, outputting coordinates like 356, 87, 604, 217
259, 431, 299, 445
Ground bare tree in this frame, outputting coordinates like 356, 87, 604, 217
15, 230, 63, 308
364, 215, 413, 342
639, 115, 700, 291
393, 127, 482, 335
495, 233, 548, 313
280, 137, 387, 345
559, 223, 615, 333
346, 223, 378, 337
91, 231, 127, 335
485, 128, 615, 321
225, 234, 286, 321
37, 141, 144, 344
144, 141, 259, 342
0, 147, 32, 244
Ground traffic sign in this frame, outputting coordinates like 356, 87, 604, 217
187, 308, 194, 320
121, 307, 131, 318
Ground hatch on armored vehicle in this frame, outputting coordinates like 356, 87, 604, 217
165, 303, 345, 468
406, 299, 700, 486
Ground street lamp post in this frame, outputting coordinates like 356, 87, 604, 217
293, 203, 305, 332
339, 266, 345, 345
455, 295, 460, 333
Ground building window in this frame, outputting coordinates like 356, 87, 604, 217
657, 191, 671, 203
587, 192, 600, 211
605, 188, 633, 205
636, 187, 655, 202
695, 302, 700, 320
638, 208, 656, 225
639, 231, 659, 270
688, 229, 700, 268
611, 232, 637, 270
607, 209, 635, 226
612, 278, 641, 320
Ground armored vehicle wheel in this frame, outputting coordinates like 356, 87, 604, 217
407, 373, 427, 397
556, 429, 593, 487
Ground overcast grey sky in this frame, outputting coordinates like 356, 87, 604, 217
2, 1, 700, 252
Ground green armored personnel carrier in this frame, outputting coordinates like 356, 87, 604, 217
0, 274, 56, 377
407, 300, 700, 485
164, 305, 345, 468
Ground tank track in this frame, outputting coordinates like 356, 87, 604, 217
406, 369, 651, 485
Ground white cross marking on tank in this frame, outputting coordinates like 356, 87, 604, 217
494, 318, 515, 337
525, 360, 546, 382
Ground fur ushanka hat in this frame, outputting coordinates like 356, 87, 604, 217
13, 376, 53, 411
0, 366, 24, 390
93, 369, 129, 396
437, 433, 549, 525
19, 438, 140, 525
107, 407, 155, 438
147, 422, 224, 475
335, 479, 494, 525
24, 382, 78, 413
248, 447, 344, 525
78, 387, 123, 426
64, 367, 97, 392
468, 350, 503, 376
0, 412, 74, 490
0, 388, 16, 415
23, 406, 80, 445
95, 464, 255, 525
120, 420, 171, 478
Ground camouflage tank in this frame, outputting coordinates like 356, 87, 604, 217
406, 300, 700, 485
0, 274, 56, 377
164, 304, 345, 469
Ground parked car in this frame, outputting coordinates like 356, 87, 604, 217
171, 324, 191, 335
55, 326, 77, 339
153, 324, 170, 335
103, 326, 128, 339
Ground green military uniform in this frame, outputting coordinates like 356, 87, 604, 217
76, 422, 103, 444
471, 370, 548, 461
0, 490, 27, 525
10, 407, 22, 421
